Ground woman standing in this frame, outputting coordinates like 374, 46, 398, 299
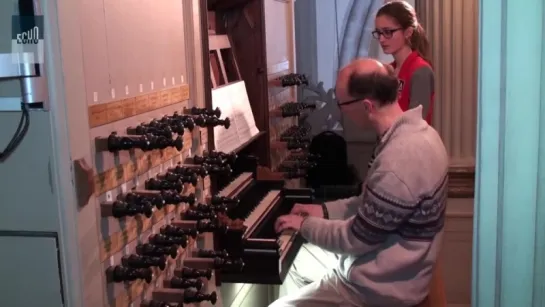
373, 0, 435, 124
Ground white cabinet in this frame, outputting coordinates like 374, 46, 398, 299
0, 235, 64, 307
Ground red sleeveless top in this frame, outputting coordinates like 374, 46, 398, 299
391, 51, 435, 124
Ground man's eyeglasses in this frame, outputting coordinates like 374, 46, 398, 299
372, 28, 402, 39
337, 98, 363, 107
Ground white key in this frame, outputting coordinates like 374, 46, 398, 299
218, 172, 253, 197
278, 231, 294, 253
243, 190, 281, 230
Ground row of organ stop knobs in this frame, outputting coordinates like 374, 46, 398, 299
97, 106, 240, 304
101, 151, 236, 219
276, 123, 320, 179
106, 195, 244, 306
96, 107, 229, 153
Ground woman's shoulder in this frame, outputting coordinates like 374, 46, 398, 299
407, 54, 433, 71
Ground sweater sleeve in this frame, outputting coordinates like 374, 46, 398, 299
300, 171, 417, 255
324, 194, 363, 220
409, 66, 434, 117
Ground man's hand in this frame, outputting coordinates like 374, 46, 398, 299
290, 203, 324, 218
274, 214, 306, 233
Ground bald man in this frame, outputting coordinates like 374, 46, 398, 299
270, 59, 448, 307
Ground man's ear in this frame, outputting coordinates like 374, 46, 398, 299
362, 99, 373, 112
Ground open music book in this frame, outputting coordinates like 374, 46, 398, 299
211, 81, 260, 153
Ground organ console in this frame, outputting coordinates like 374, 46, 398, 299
205, 155, 315, 284
82, 2, 316, 304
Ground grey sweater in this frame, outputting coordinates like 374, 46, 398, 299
300, 106, 448, 306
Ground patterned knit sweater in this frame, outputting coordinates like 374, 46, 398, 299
300, 106, 448, 306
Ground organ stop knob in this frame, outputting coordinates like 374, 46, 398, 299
107, 265, 153, 283
183, 209, 217, 221
101, 132, 184, 152
160, 190, 196, 206
204, 164, 232, 176
194, 115, 230, 129
104, 132, 150, 152
193, 203, 228, 214
137, 243, 178, 259
145, 178, 185, 193
168, 276, 204, 290
169, 163, 208, 178
158, 172, 199, 186
196, 219, 228, 233
160, 224, 199, 239
160, 113, 195, 131
183, 289, 217, 305
188, 106, 222, 118
179, 267, 213, 280
149, 234, 189, 248
127, 122, 174, 138
124, 192, 165, 209
109, 200, 153, 218
122, 254, 167, 270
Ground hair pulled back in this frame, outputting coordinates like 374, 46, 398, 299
377, 1, 432, 65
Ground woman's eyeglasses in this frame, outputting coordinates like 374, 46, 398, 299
372, 28, 402, 39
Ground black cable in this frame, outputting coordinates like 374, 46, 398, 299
0, 103, 31, 162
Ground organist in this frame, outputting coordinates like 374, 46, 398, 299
269, 58, 448, 307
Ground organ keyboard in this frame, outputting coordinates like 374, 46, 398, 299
213, 156, 314, 284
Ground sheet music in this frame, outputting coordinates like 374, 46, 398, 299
211, 81, 260, 152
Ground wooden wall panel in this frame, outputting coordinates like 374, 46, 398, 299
442, 198, 474, 306
79, 0, 111, 106
83, 1, 187, 108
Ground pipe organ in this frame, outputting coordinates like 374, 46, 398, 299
0, 0, 461, 306
0, 0, 318, 306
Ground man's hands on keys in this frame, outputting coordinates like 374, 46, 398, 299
290, 203, 324, 218
274, 203, 324, 233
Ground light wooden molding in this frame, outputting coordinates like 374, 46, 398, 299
448, 165, 475, 198
88, 84, 190, 128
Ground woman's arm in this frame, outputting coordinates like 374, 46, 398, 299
409, 66, 435, 117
